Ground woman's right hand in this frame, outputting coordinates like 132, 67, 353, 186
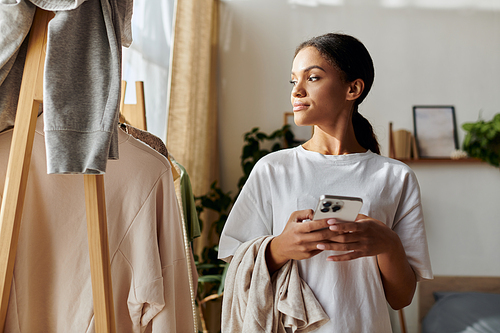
265, 209, 337, 274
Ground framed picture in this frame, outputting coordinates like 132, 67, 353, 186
412, 105, 459, 158
283, 112, 313, 145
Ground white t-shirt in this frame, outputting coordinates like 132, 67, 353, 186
219, 146, 433, 333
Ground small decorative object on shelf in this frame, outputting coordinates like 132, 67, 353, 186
450, 149, 468, 160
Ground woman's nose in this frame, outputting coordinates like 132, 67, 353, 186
292, 82, 305, 98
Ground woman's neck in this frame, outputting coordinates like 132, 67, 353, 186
302, 124, 366, 155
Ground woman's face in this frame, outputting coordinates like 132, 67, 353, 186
290, 47, 353, 128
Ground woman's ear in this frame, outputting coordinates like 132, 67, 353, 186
346, 79, 364, 101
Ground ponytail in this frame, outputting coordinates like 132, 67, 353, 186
352, 108, 380, 154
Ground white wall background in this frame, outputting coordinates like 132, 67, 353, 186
217, 1, 500, 332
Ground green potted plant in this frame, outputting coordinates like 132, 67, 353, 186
462, 113, 500, 167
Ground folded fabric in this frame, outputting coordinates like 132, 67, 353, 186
222, 236, 329, 333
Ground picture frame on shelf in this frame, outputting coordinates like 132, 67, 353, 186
413, 105, 458, 159
283, 112, 313, 145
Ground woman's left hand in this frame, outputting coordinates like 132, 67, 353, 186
315, 214, 398, 261
316, 213, 417, 309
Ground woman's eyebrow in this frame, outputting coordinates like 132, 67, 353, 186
291, 65, 326, 76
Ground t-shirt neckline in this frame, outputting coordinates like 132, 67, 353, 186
296, 145, 374, 163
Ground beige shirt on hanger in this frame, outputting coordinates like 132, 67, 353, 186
0, 115, 196, 333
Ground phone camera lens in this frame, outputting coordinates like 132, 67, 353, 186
331, 205, 341, 212
322, 201, 332, 208
320, 207, 330, 213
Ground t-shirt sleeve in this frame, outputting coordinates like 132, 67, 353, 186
392, 168, 433, 281
218, 162, 274, 262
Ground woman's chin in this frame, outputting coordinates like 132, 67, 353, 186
294, 120, 313, 127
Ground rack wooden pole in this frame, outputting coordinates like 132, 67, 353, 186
84, 175, 116, 333
119, 81, 147, 131
0, 8, 116, 333
0, 9, 52, 329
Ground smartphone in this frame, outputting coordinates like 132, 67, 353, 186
312, 195, 363, 222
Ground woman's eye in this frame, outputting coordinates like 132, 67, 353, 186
308, 76, 319, 81
289, 80, 297, 85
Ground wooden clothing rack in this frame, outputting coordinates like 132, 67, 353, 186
0, 8, 116, 333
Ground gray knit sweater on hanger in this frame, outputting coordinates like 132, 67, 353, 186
0, 0, 133, 174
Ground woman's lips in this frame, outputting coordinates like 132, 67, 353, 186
293, 102, 309, 112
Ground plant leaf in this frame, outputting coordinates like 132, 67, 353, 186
218, 262, 230, 295
198, 275, 222, 284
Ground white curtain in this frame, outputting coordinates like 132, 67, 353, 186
122, 0, 175, 141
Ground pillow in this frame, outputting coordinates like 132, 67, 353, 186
422, 292, 500, 333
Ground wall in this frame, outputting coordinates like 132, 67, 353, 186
217, 1, 500, 332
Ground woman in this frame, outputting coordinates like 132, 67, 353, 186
219, 33, 432, 332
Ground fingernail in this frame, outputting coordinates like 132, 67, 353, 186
317, 244, 326, 250
329, 225, 339, 231
327, 219, 336, 225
